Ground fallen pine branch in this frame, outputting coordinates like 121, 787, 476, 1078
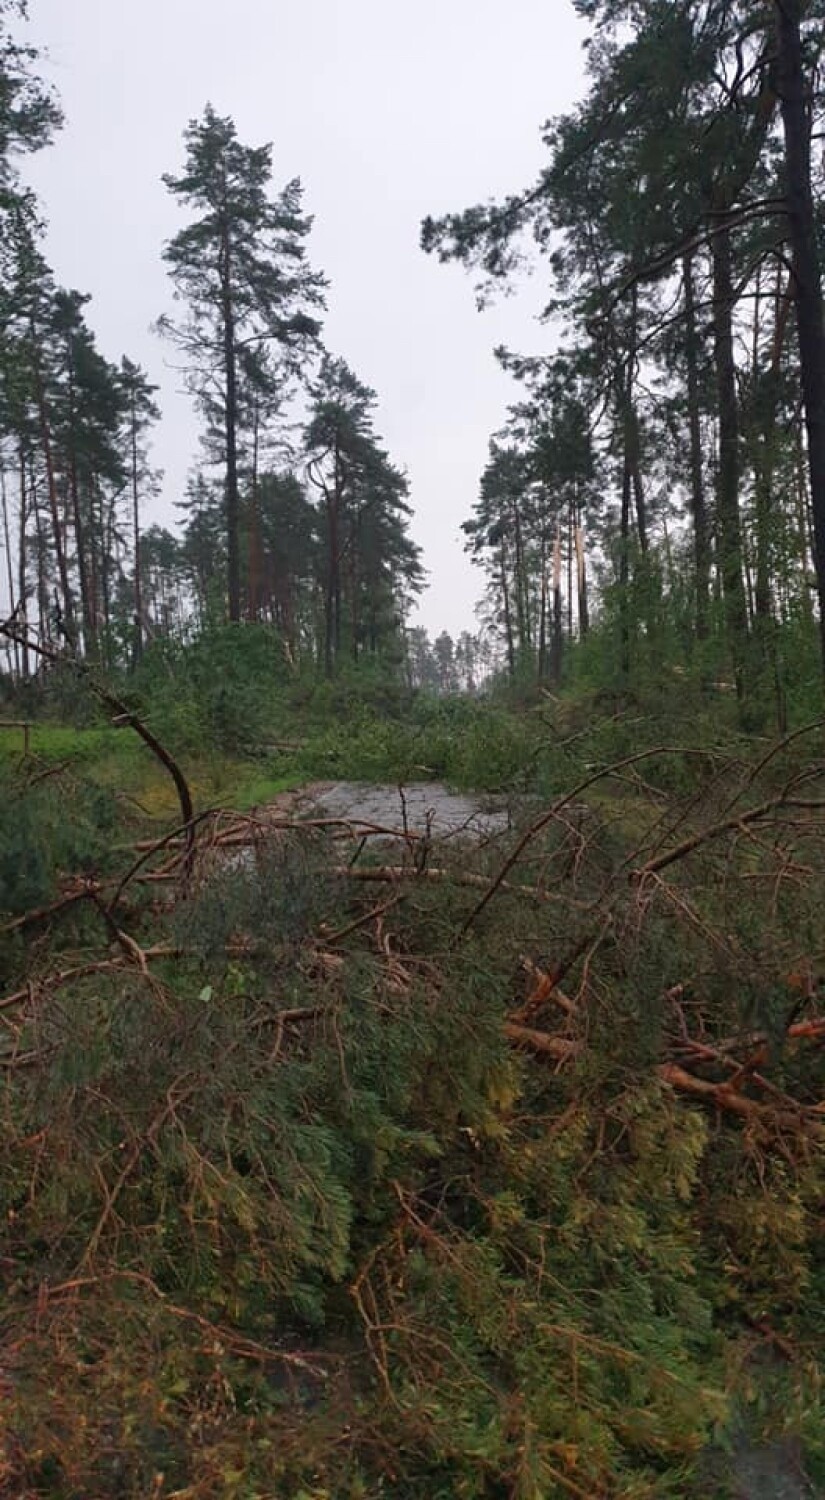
504, 1022, 582, 1062
500, 1026, 819, 1126
634, 797, 797, 879
668, 1036, 818, 1114
34, 1268, 330, 1376
322, 895, 404, 945
513, 958, 579, 1022
108, 807, 226, 912
0, 958, 129, 1012
335, 864, 574, 904
459, 745, 723, 935
655, 1062, 813, 1125
0, 880, 104, 934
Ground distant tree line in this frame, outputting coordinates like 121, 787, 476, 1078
0, 8, 423, 680
424, 0, 825, 708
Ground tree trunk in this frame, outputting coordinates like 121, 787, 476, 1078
65, 357, 96, 658
500, 545, 516, 679
323, 434, 343, 674
551, 525, 563, 684
795, 420, 815, 619
247, 398, 262, 623
220, 217, 241, 623
512, 502, 530, 654
537, 533, 548, 681
619, 444, 632, 679
712, 223, 749, 692
324, 491, 337, 675
775, 0, 825, 669
31, 461, 49, 651
131, 388, 143, 668
575, 519, 589, 639
100, 481, 114, 668
88, 477, 100, 656
567, 499, 574, 639
625, 286, 648, 555
31, 337, 74, 642
683, 251, 710, 638
1, 465, 20, 677
18, 451, 30, 674
753, 267, 792, 630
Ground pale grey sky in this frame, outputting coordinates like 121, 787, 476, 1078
23, 0, 586, 636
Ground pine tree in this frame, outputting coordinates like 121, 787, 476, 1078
159, 105, 326, 622
424, 0, 825, 689
305, 355, 424, 672
0, 1, 61, 200
0, 4, 61, 655
118, 359, 160, 666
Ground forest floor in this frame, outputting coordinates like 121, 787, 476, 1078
252, 765, 825, 1499
2, 692, 825, 1496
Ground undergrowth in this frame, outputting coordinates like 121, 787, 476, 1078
0, 698, 824, 1497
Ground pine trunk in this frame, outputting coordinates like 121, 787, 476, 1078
775, 0, 825, 669
619, 445, 632, 679
576, 529, 589, 638
500, 545, 516, 679
131, 391, 143, 667
712, 223, 749, 691
66, 358, 96, 658
247, 401, 262, 623
32, 338, 74, 641
220, 218, 241, 623
18, 451, 29, 675
682, 251, 710, 638
537, 533, 548, 682
1, 466, 20, 677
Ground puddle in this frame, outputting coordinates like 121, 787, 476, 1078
307, 781, 511, 841
730, 1441, 817, 1499
699, 1429, 820, 1499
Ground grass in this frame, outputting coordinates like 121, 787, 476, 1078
0, 721, 309, 822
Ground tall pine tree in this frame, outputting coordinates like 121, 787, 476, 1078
159, 106, 326, 621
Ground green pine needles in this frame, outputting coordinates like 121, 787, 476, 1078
1, 709, 825, 1497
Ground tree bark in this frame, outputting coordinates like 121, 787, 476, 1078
247, 398, 262, 623
775, 0, 825, 669
551, 526, 563, 684
130, 387, 144, 667
18, 451, 30, 674
712, 223, 749, 692
1, 466, 19, 677
619, 442, 632, 679
30, 459, 49, 651
219, 213, 241, 623
625, 286, 648, 555
537, 532, 548, 681
682, 251, 710, 638
65, 353, 96, 658
500, 544, 516, 679
577, 549, 589, 637
323, 435, 344, 674
31, 336, 74, 642
512, 501, 530, 654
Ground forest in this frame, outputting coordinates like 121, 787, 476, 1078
2, 1, 825, 1496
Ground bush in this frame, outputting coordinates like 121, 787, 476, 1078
133, 624, 293, 755
0, 765, 119, 920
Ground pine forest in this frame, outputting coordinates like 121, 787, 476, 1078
2, 2, 825, 1495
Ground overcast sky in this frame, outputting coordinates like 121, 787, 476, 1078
22, 0, 587, 637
